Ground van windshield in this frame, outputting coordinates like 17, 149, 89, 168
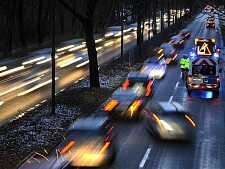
192, 65, 216, 76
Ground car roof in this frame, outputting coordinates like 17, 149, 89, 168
156, 101, 188, 113
145, 101, 188, 114
160, 43, 174, 49
128, 71, 149, 80
171, 35, 183, 41
179, 29, 189, 34
67, 116, 109, 131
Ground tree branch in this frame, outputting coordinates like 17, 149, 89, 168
56, 0, 85, 24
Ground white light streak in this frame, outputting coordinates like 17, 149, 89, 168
22, 56, 45, 65
0, 66, 25, 77
76, 60, 89, 68
0, 77, 41, 96
0, 102, 4, 106
0, 66, 7, 72
56, 45, 75, 52
18, 78, 58, 96
68, 44, 86, 52
36, 58, 51, 65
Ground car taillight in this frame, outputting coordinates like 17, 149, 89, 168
60, 140, 75, 154
179, 40, 184, 44
185, 115, 196, 127
212, 24, 215, 26
99, 142, 110, 154
157, 48, 163, 54
172, 54, 178, 60
185, 33, 190, 37
152, 113, 162, 127
158, 54, 164, 60
206, 24, 209, 26
216, 77, 220, 85
128, 100, 142, 112
188, 76, 192, 83
145, 80, 153, 96
104, 100, 118, 111
170, 49, 175, 54
122, 80, 130, 90
168, 40, 174, 44
141, 65, 148, 73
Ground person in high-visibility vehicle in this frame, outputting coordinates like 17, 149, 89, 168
180, 54, 190, 80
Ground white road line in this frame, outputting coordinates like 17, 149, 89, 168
198, 20, 205, 37
169, 96, 173, 102
139, 145, 152, 168
180, 72, 182, 78
174, 82, 180, 89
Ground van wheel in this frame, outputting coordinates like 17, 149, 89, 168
187, 90, 191, 95
214, 90, 219, 97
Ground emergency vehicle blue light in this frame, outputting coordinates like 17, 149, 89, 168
213, 52, 219, 58
190, 51, 196, 58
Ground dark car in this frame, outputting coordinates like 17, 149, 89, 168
168, 35, 185, 49
178, 29, 190, 39
104, 87, 143, 119
206, 19, 215, 28
18, 115, 117, 169
141, 100, 196, 140
122, 71, 154, 97
157, 43, 179, 65
61, 116, 117, 167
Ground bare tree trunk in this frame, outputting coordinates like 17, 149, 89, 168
57, 0, 100, 88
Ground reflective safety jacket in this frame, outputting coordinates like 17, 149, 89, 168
180, 57, 186, 69
184, 58, 190, 68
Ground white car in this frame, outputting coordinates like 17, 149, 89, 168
142, 57, 167, 79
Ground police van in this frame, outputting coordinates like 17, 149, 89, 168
186, 38, 222, 95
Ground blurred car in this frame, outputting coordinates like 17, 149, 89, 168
157, 43, 179, 65
19, 116, 117, 169
104, 87, 143, 119
141, 100, 196, 140
206, 20, 215, 28
60, 116, 117, 168
206, 19, 215, 28
168, 35, 185, 49
122, 71, 154, 97
178, 29, 190, 39
141, 56, 167, 79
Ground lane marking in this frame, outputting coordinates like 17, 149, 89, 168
174, 82, 180, 89
169, 96, 173, 102
139, 145, 152, 168
198, 20, 205, 37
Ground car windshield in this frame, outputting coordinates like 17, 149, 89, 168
192, 65, 216, 76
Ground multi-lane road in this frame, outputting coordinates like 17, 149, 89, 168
109, 13, 225, 169
18, 12, 225, 169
